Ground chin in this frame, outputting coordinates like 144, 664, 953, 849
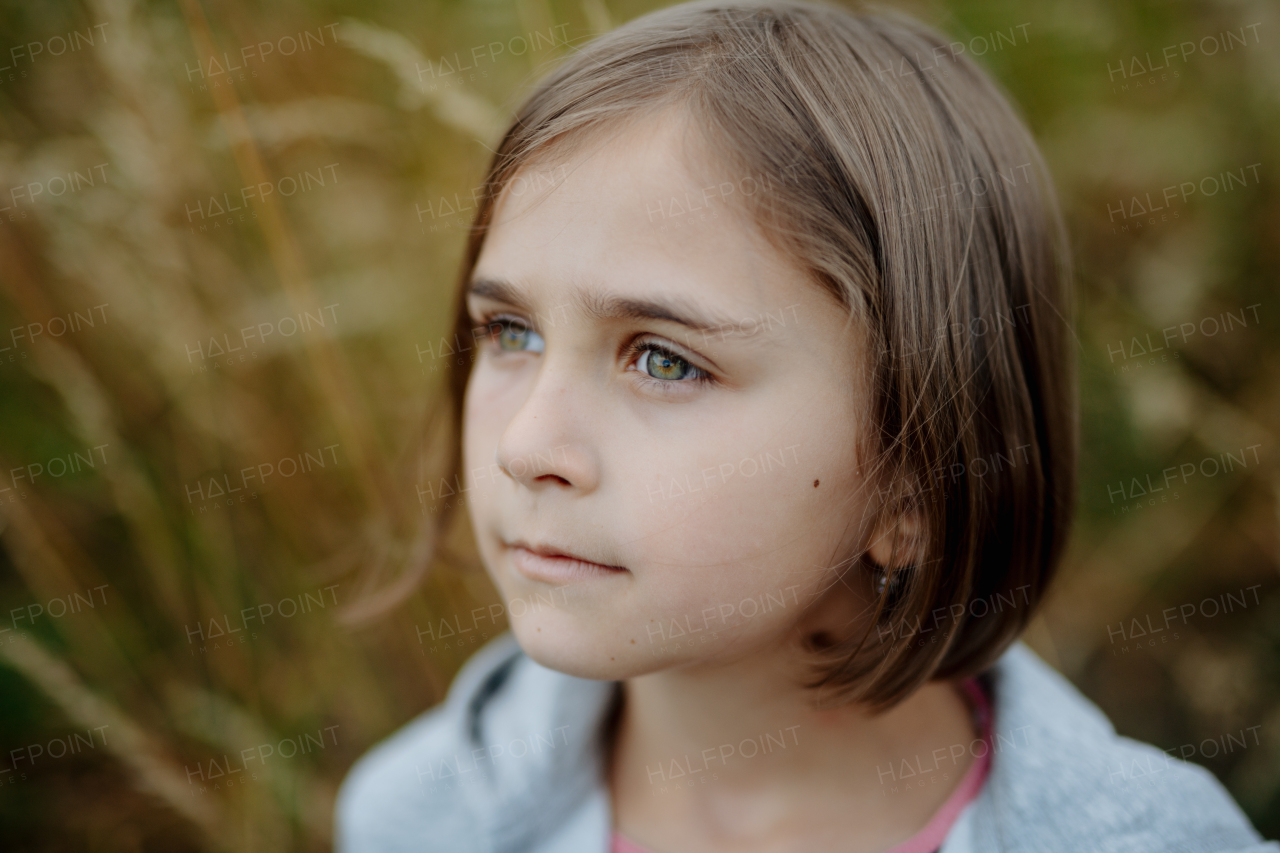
508, 615, 665, 681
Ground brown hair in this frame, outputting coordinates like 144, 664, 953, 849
435, 0, 1075, 708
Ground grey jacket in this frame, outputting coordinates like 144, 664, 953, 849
335, 632, 1276, 852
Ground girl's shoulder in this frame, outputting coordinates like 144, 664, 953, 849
333, 634, 521, 853
334, 632, 617, 853
953, 643, 1275, 853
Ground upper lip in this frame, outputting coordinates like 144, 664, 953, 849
507, 539, 627, 571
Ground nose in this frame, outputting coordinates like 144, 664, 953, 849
494, 357, 599, 494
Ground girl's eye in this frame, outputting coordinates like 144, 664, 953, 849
632, 344, 706, 383
485, 318, 544, 354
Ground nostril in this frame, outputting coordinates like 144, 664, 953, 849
536, 474, 571, 486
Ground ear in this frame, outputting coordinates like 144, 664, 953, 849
866, 507, 926, 569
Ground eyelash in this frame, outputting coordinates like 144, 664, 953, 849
621, 338, 713, 390
473, 314, 535, 347
470, 313, 715, 391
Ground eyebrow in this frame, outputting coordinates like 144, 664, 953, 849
466, 275, 758, 338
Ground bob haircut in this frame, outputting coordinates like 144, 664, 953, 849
434, 0, 1076, 709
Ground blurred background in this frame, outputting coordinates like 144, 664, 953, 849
0, 0, 1277, 848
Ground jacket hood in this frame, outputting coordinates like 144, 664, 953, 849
336, 632, 1276, 853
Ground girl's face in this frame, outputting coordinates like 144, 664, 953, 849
462, 112, 874, 680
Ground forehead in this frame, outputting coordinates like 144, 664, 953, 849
474, 111, 815, 316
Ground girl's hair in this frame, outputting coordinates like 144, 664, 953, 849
438, 0, 1075, 709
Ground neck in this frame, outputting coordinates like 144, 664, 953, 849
608, 638, 979, 850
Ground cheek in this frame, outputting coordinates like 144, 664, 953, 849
460, 368, 517, 550
461, 378, 490, 471
615, 425, 864, 621
462, 365, 518, 479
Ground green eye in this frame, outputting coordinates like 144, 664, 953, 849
495, 320, 544, 353
639, 347, 697, 381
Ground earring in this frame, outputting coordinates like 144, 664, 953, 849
873, 564, 907, 597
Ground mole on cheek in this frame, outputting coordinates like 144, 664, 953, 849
814, 479, 820, 488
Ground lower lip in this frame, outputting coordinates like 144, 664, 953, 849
510, 546, 628, 584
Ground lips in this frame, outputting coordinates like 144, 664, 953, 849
506, 540, 628, 585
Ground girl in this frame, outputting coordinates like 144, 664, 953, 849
337, 2, 1275, 851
